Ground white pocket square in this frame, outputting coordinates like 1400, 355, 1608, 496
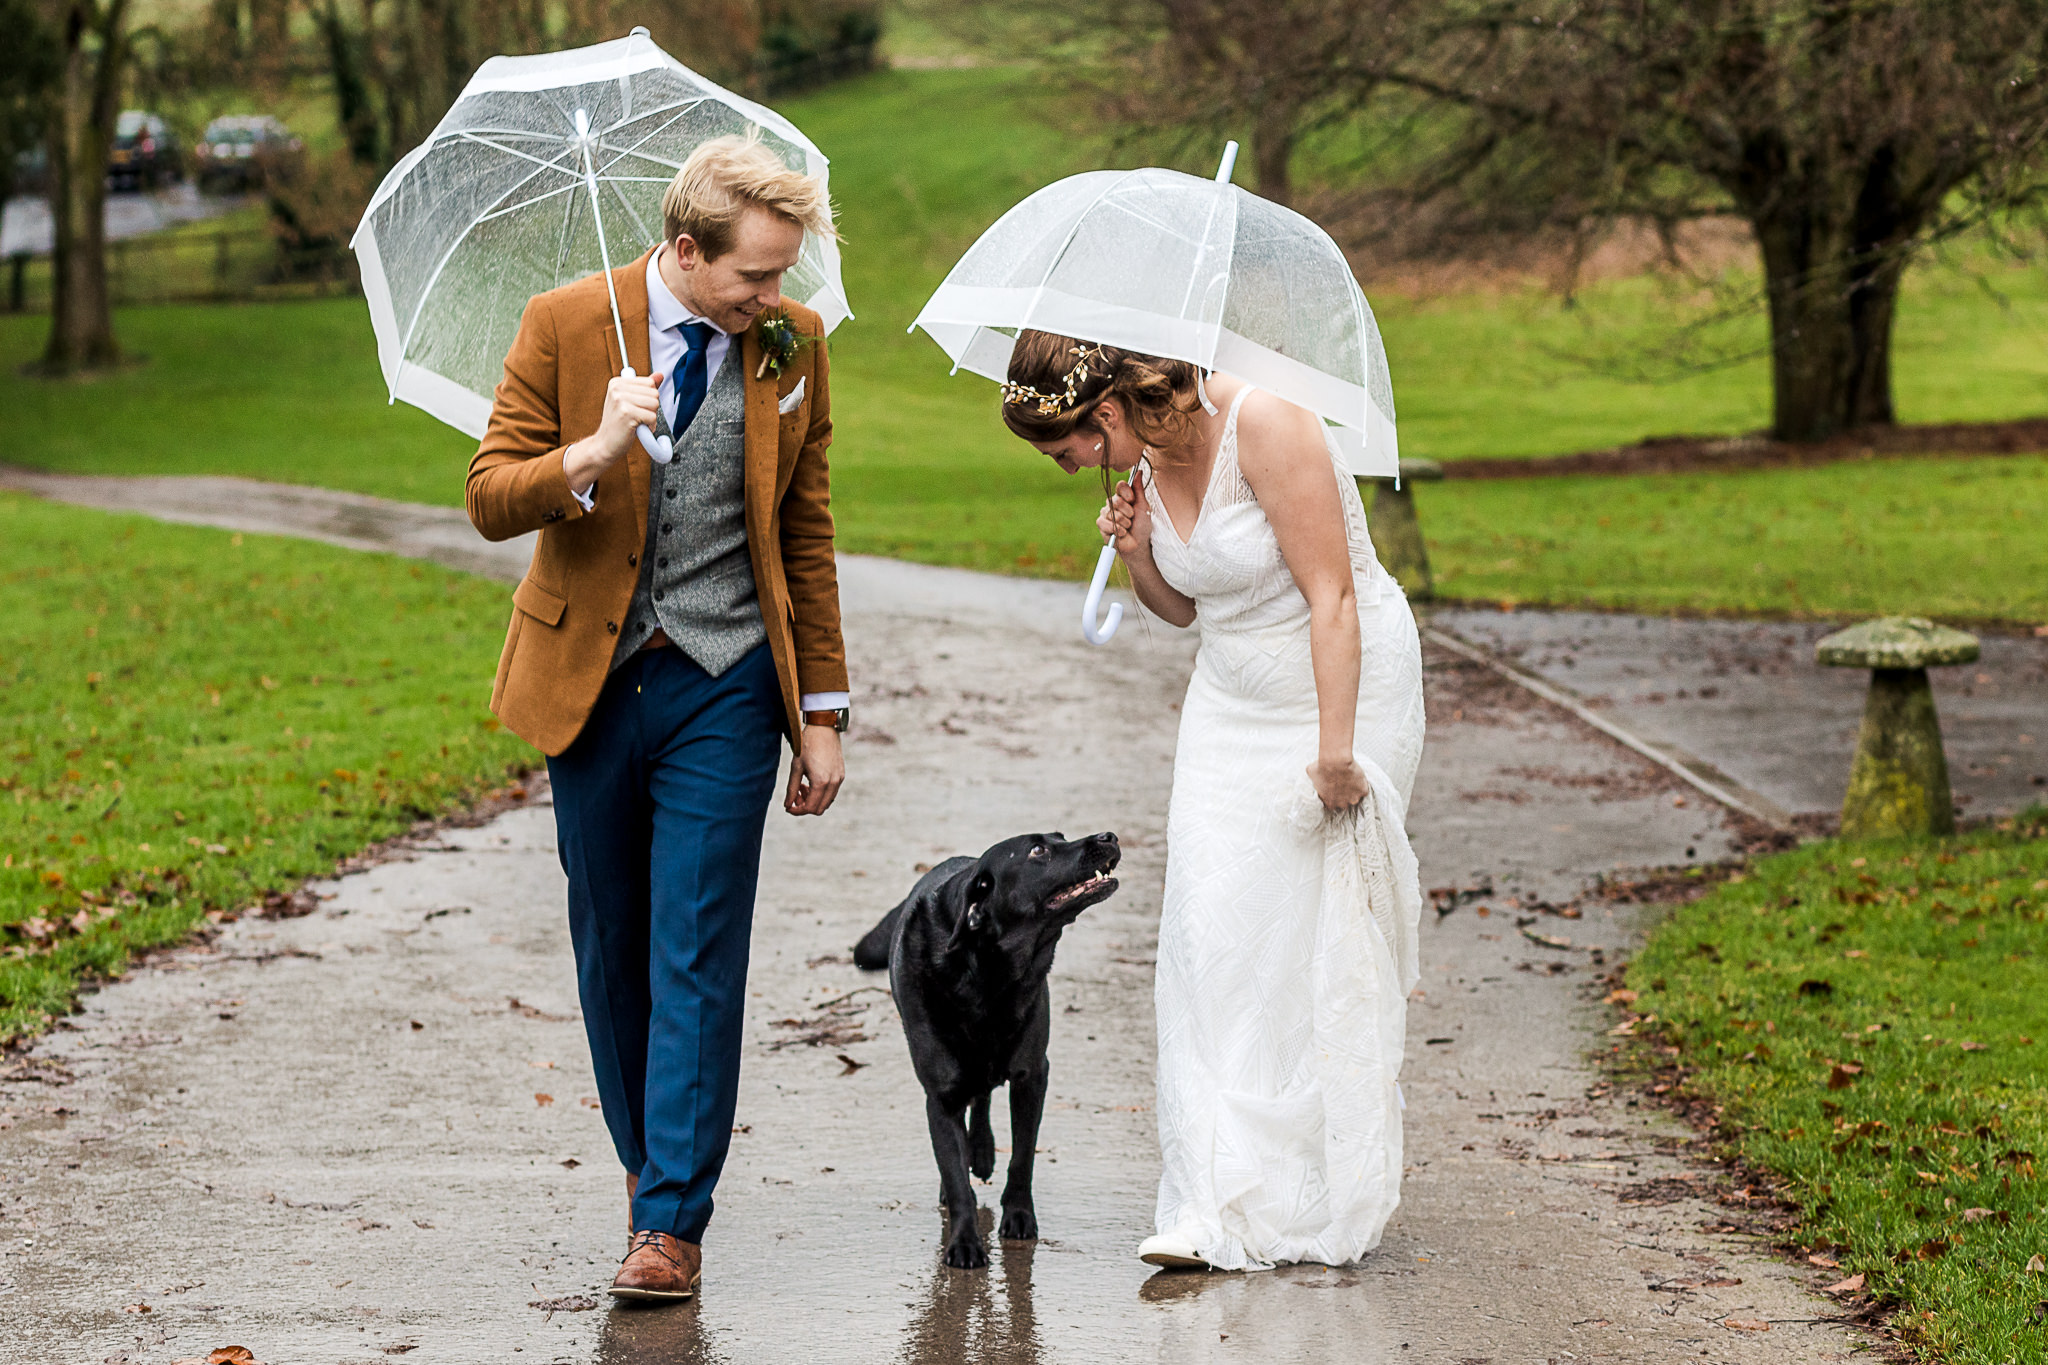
778, 377, 806, 414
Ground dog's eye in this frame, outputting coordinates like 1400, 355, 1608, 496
1028, 844, 1048, 859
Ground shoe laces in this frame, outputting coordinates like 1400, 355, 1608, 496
624, 1228, 690, 1271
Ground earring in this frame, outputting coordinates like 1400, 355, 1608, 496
1094, 443, 1103, 452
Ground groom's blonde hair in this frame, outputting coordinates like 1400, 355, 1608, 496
661, 128, 837, 261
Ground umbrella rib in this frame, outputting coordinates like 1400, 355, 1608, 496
471, 177, 583, 226
604, 175, 659, 252
393, 139, 582, 370
454, 130, 584, 175
1173, 184, 1234, 334
1024, 168, 1147, 336
592, 102, 709, 175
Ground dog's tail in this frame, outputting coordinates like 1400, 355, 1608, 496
852, 903, 900, 971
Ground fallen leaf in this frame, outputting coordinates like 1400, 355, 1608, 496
1959, 1041, 1988, 1052
1722, 1318, 1770, 1332
1843, 949, 1868, 959
409, 1021, 424, 1031
1827, 1064, 1862, 1090
1806, 1253, 1840, 1269
1604, 988, 1638, 1005
1917, 1170, 1941, 1183
208, 1351, 259, 1365
836, 1053, 867, 1075
1962, 1207, 2000, 1223
559, 1158, 580, 1169
2028, 1254, 2046, 1273
1520, 927, 1573, 949
1699, 1277, 1742, 1287
534, 1093, 554, 1107
530, 1294, 598, 1313
122, 1303, 151, 1314
1824, 1273, 1865, 1295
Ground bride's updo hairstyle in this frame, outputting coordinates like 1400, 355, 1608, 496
1001, 329, 1204, 455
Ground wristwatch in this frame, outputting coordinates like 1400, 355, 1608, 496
802, 707, 851, 733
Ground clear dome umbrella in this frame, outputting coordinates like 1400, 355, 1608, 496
350, 28, 850, 460
911, 145, 1396, 644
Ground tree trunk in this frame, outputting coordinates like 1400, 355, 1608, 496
1253, 97, 1294, 204
1747, 157, 1921, 443
41, 0, 129, 375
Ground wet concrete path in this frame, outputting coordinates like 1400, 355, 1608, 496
0, 473, 1892, 1363
1435, 608, 2047, 827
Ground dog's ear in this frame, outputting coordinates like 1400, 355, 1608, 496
944, 871, 996, 954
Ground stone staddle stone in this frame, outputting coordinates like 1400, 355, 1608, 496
1815, 615, 1981, 670
1815, 617, 1981, 838
1359, 458, 1444, 600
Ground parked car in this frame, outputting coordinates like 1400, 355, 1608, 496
107, 111, 182, 191
193, 115, 301, 193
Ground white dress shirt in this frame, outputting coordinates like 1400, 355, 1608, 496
567, 247, 847, 717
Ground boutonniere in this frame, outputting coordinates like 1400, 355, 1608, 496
754, 309, 813, 379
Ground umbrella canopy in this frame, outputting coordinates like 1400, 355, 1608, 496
911, 160, 1396, 477
351, 29, 850, 440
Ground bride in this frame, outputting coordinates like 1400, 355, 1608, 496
1000, 332, 1426, 1272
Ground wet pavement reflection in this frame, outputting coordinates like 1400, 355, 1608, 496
594, 1213, 1048, 1365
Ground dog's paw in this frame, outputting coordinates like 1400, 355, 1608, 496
943, 1236, 990, 1269
998, 1205, 1038, 1241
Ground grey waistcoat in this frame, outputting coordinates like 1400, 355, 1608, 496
611, 355, 766, 675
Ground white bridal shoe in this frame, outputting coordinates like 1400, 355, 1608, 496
1138, 1233, 1210, 1270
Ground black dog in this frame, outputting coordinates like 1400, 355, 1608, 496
853, 831, 1121, 1268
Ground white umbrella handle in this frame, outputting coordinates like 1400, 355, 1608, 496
1082, 544, 1123, 645
621, 365, 673, 464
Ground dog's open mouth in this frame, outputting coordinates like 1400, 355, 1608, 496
1047, 868, 1118, 910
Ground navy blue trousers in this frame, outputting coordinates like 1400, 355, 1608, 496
546, 642, 783, 1243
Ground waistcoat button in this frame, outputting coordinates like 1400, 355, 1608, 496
628, 554, 637, 567
606, 621, 618, 635
665, 488, 676, 500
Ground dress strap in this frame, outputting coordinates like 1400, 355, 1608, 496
1205, 385, 1256, 506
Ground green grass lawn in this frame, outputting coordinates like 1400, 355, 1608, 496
1623, 813, 2048, 1364
0, 493, 532, 1040
4, 66, 2048, 600
1418, 454, 2048, 625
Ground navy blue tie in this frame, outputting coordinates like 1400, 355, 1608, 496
669, 321, 715, 439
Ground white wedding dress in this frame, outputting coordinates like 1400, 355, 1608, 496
1144, 388, 1426, 1271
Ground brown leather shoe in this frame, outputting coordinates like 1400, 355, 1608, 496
610, 1230, 701, 1303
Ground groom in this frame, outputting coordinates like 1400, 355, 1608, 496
465, 134, 849, 1301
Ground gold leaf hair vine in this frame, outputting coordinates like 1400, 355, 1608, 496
1001, 343, 1109, 416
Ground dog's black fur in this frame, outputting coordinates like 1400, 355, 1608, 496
853, 831, 1120, 1268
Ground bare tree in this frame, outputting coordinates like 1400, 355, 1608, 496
37, 0, 132, 374
978, 0, 1407, 204
1371, 1, 2048, 441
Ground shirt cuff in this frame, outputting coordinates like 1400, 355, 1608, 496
564, 450, 596, 512
799, 692, 850, 713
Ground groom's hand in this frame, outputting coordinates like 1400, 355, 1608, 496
564, 370, 665, 492
785, 725, 845, 816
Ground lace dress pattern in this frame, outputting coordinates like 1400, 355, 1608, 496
1144, 388, 1426, 1270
